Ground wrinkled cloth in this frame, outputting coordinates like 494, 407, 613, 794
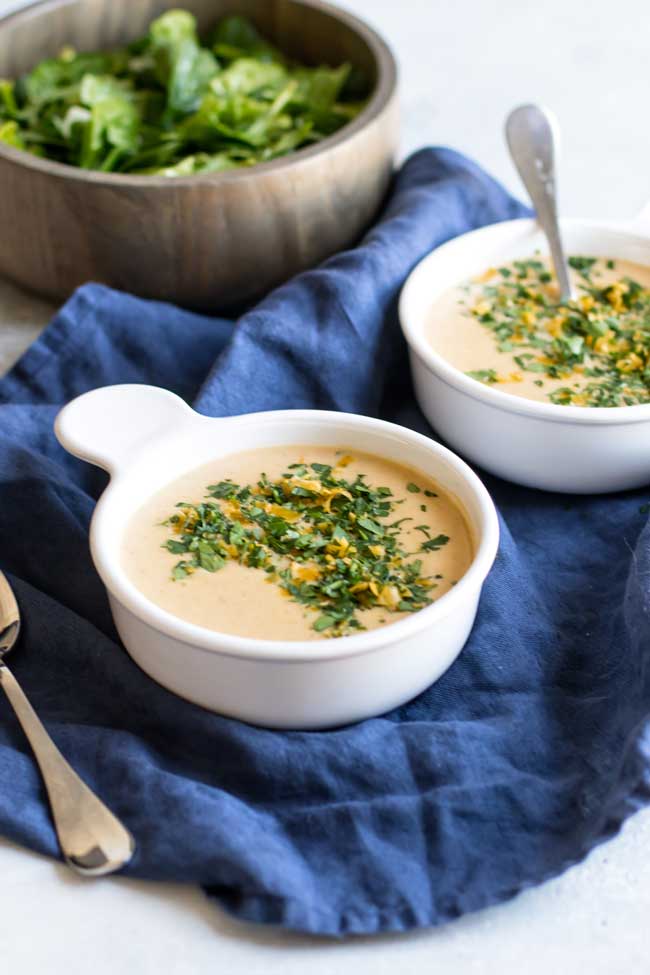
0, 148, 649, 936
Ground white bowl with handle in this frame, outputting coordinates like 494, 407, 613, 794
54, 384, 499, 729
399, 209, 650, 494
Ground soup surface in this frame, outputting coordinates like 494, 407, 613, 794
122, 446, 473, 641
428, 256, 650, 406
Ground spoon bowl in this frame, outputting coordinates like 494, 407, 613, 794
505, 103, 575, 301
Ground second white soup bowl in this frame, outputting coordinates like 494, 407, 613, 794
400, 214, 650, 494
54, 384, 499, 730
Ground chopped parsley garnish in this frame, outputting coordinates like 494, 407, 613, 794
464, 257, 650, 407
421, 534, 450, 551
467, 369, 498, 384
568, 256, 598, 278
162, 463, 450, 637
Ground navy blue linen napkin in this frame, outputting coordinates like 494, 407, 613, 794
1, 148, 649, 936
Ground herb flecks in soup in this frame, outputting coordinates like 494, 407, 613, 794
165, 462, 442, 636
122, 447, 473, 641
429, 256, 650, 407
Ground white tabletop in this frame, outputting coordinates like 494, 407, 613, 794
2, 0, 650, 971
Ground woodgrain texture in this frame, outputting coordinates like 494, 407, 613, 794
0, 0, 398, 310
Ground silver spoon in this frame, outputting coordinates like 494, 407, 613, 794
0, 570, 135, 875
505, 103, 575, 301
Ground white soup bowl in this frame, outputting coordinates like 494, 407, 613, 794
55, 384, 499, 729
400, 212, 650, 494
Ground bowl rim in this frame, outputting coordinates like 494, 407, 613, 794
0, 0, 398, 187
399, 215, 650, 427
90, 409, 499, 663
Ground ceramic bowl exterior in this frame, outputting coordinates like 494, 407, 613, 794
55, 384, 499, 729
400, 216, 650, 493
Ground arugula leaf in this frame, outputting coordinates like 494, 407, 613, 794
210, 15, 283, 64
214, 58, 287, 97
77, 76, 139, 169
148, 10, 218, 116
144, 151, 240, 177
0, 80, 18, 117
0, 120, 27, 149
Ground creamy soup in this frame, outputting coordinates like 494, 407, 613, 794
428, 256, 650, 406
122, 446, 474, 641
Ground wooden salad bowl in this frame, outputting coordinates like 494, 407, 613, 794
0, 0, 398, 310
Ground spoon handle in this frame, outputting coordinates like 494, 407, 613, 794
505, 104, 574, 301
0, 663, 134, 875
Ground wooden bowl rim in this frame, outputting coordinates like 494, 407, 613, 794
0, 0, 398, 187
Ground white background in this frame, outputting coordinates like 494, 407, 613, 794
1, 0, 650, 972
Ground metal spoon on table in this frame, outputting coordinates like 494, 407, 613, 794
505, 103, 575, 301
0, 570, 135, 876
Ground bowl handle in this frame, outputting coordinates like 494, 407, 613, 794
54, 384, 196, 474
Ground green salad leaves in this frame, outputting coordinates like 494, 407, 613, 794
0, 10, 367, 176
